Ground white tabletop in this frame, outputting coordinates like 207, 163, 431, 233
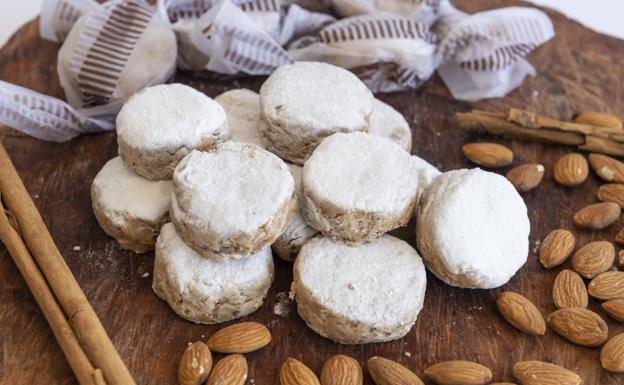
0, 0, 623, 48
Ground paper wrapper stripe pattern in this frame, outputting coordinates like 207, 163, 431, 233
40, 0, 98, 42
319, 17, 435, 43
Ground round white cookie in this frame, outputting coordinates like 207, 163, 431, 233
272, 163, 319, 262
293, 235, 427, 344
302, 132, 421, 243
172, 143, 297, 260
117, 83, 228, 180
416, 168, 530, 289
91, 156, 172, 253
369, 99, 412, 152
153, 223, 274, 324
214, 89, 264, 148
259, 62, 374, 164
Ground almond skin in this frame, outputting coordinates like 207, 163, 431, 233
574, 111, 623, 129
553, 153, 588, 186
206, 354, 247, 385
178, 342, 212, 385
601, 333, 624, 372
207, 322, 271, 353
588, 271, 624, 300
570, 240, 615, 278
602, 299, 624, 322
281, 358, 321, 385
496, 292, 546, 335
506, 163, 544, 192
588, 153, 624, 183
552, 269, 588, 309
547, 307, 608, 347
616, 229, 624, 246
538, 229, 575, 268
572, 202, 620, 230
321, 355, 362, 385
619, 249, 624, 267
462, 143, 513, 168
424, 360, 492, 385
512, 361, 581, 385
367, 357, 424, 385
598, 183, 624, 208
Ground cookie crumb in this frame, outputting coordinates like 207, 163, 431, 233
72, 246, 81, 251
141, 272, 150, 278
273, 291, 293, 317
532, 239, 541, 254
404, 352, 411, 357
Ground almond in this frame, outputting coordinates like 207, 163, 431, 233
547, 307, 608, 346
367, 357, 423, 385
598, 183, 624, 208
620, 249, 624, 267
206, 354, 247, 385
538, 229, 575, 268
601, 333, 624, 372
490, 383, 516, 385
505, 163, 544, 192
602, 299, 624, 322
512, 361, 581, 385
553, 153, 588, 186
572, 202, 620, 230
496, 292, 546, 335
462, 143, 513, 168
424, 360, 492, 385
588, 153, 624, 183
552, 269, 588, 309
574, 111, 623, 129
206, 322, 271, 353
178, 342, 212, 385
616, 228, 624, 246
281, 358, 321, 385
588, 271, 624, 300
321, 355, 362, 385
570, 240, 615, 278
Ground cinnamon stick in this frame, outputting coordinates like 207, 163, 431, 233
0, 143, 135, 385
0, 200, 101, 385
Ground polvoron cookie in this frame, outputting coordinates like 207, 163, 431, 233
293, 235, 427, 344
214, 89, 264, 148
259, 62, 374, 164
117, 83, 228, 180
368, 99, 412, 152
416, 168, 530, 289
91, 156, 172, 253
171, 143, 296, 260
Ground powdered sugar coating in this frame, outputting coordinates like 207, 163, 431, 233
117, 83, 227, 150
294, 235, 426, 343
153, 223, 274, 324
215, 89, 264, 148
368, 99, 412, 152
416, 168, 530, 289
303, 132, 420, 215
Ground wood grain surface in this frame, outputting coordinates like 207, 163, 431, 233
1, 1, 623, 384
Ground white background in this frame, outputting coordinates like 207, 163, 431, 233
0, 0, 623, 47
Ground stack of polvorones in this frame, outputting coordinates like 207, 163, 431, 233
91, 62, 530, 343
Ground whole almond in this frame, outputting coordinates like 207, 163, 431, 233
547, 307, 608, 346
553, 153, 588, 186
490, 383, 516, 385
588, 271, 624, 300
602, 299, 624, 322
574, 111, 623, 129
616, 228, 624, 246
570, 240, 615, 278
206, 354, 247, 385
505, 164, 544, 192
496, 292, 546, 335
281, 358, 321, 385
178, 342, 212, 385
572, 202, 620, 230
462, 143, 513, 168
601, 333, 624, 372
512, 361, 581, 385
552, 270, 588, 309
588, 153, 624, 183
538, 229, 575, 268
207, 322, 271, 353
598, 183, 624, 208
321, 355, 362, 385
620, 249, 624, 267
367, 357, 424, 385
424, 360, 492, 385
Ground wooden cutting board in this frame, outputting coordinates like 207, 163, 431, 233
1, 1, 623, 384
